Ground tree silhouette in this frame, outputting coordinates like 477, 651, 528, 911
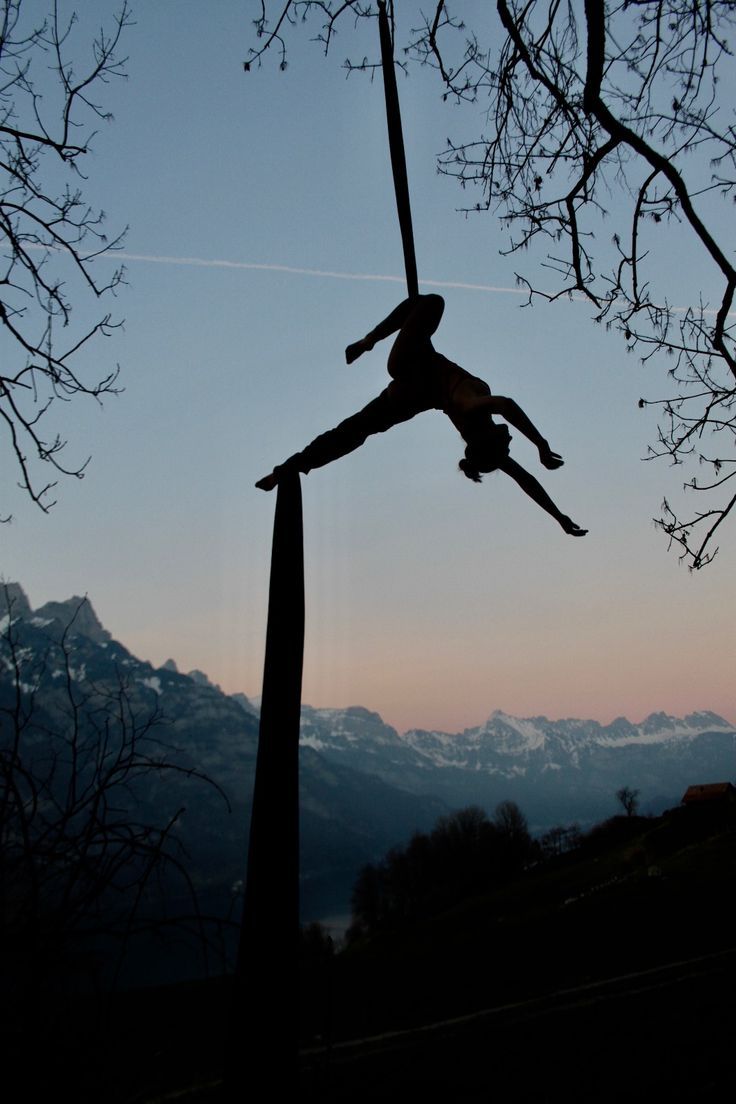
493, 799, 535, 872
0, 585, 223, 1011
248, 1, 736, 567
616, 786, 640, 817
348, 802, 535, 938
540, 822, 582, 857
0, 0, 131, 519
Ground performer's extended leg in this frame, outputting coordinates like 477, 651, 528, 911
256, 390, 422, 490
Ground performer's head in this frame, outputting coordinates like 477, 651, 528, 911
459, 424, 511, 482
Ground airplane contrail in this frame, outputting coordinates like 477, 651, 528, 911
20, 243, 734, 316
110, 252, 734, 317
112, 251, 529, 296
24, 246, 716, 319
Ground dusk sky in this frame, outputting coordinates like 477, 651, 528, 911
2, 1, 734, 734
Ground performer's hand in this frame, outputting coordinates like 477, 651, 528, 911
561, 516, 587, 536
540, 444, 564, 470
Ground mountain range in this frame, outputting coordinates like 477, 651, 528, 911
299, 704, 735, 828
2, 583, 734, 923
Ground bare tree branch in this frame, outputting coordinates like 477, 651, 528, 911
0, 0, 131, 519
0, 584, 228, 995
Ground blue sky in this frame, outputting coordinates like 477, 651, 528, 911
2, 1, 734, 733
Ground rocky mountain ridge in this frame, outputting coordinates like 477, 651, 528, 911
0, 585, 447, 923
298, 703, 735, 828
5, 582, 734, 836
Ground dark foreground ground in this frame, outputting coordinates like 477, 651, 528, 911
19, 811, 736, 1101
300, 948, 736, 1102
95, 945, 735, 1102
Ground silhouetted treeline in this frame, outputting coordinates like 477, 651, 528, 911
348, 802, 535, 939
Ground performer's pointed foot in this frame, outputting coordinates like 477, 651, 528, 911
255, 471, 279, 492
345, 337, 373, 364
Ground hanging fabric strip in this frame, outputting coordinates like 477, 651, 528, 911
225, 468, 304, 1099
378, 0, 419, 298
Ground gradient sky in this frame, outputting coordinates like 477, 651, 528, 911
2, 1, 734, 734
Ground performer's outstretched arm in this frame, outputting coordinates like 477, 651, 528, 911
466, 394, 564, 470
499, 456, 587, 536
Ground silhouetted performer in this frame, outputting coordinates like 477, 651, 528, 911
256, 295, 587, 536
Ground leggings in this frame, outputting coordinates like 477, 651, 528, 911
287, 387, 432, 475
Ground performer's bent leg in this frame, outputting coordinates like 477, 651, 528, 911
346, 295, 445, 369
387, 294, 444, 378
